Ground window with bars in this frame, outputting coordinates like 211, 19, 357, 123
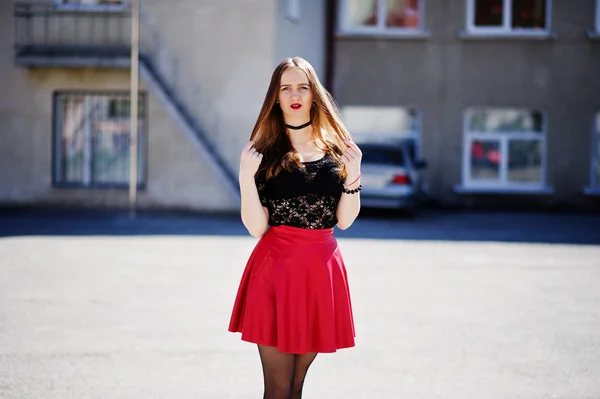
467, 0, 550, 35
53, 92, 147, 188
338, 0, 425, 35
462, 108, 547, 190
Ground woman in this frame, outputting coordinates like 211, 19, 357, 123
228, 56, 362, 399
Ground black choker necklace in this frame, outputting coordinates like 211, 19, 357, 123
285, 120, 312, 130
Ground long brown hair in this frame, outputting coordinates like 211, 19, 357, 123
249, 57, 352, 179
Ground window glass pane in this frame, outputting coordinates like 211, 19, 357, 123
470, 140, 500, 180
474, 0, 504, 27
343, 106, 418, 136
508, 139, 542, 182
386, 0, 421, 28
55, 92, 145, 187
344, 0, 378, 28
512, 0, 546, 29
92, 119, 144, 184
469, 109, 543, 133
59, 95, 86, 183
595, 113, 600, 186
361, 144, 406, 166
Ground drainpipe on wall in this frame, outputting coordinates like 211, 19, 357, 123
129, 0, 140, 218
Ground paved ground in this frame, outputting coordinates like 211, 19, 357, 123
1, 209, 600, 399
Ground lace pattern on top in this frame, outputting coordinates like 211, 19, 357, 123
255, 154, 343, 229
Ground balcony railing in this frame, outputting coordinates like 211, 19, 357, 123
13, 2, 238, 191
13, 2, 131, 57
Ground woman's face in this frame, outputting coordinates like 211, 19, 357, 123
278, 67, 313, 121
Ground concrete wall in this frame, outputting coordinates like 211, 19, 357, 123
275, 0, 326, 79
138, 0, 278, 174
0, 0, 238, 211
0, 66, 236, 211
333, 0, 600, 206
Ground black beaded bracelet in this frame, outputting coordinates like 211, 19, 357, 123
341, 184, 362, 194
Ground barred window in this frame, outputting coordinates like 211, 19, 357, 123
53, 91, 147, 188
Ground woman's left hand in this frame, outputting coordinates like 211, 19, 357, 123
341, 139, 362, 185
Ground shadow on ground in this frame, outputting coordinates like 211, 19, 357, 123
1, 207, 599, 245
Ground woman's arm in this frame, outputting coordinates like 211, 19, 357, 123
336, 140, 362, 230
239, 141, 269, 237
336, 178, 361, 230
239, 176, 269, 238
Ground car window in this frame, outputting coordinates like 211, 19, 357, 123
360, 146, 405, 166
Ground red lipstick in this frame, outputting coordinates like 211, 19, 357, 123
290, 103, 302, 110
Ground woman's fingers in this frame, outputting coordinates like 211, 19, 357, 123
241, 141, 263, 160
242, 141, 255, 153
344, 140, 362, 156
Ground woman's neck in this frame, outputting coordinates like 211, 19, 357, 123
288, 127, 314, 147
283, 114, 311, 128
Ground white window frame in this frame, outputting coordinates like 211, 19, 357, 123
596, 0, 600, 33
338, 0, 427, 36
466, 0, 552, 36
284, 0, 300, 23
461, 108, 548, 192
53, 0, 128, 12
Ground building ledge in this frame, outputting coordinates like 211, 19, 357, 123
454, 185, 554, 195
13, 46, 135, 68
458, 30, 557, 40
336, 30, 431, 40
51, 4, 128, 13
584, 187, 600, 196
15, 54, 131, 68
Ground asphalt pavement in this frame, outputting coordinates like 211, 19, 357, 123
1, 208, 599, 398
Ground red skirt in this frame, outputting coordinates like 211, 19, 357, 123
228, 225, 356, 354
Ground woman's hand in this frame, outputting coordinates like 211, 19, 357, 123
341, 139, 362, 185
239, 141, 263, 180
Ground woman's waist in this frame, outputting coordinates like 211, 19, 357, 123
266, 224, 335, 241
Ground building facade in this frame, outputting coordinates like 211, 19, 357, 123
0, 0, 325, 212
1, 0, 599, 212
332, 0, 600, 208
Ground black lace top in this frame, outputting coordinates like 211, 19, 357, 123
255, 153, 344, 229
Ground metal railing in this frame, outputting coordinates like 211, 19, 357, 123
13, 2, 131, 55
13, 1, 237, 189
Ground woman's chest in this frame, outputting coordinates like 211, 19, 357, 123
267, 164, 341, 199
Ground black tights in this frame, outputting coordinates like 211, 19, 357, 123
257, 345, 318, 399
